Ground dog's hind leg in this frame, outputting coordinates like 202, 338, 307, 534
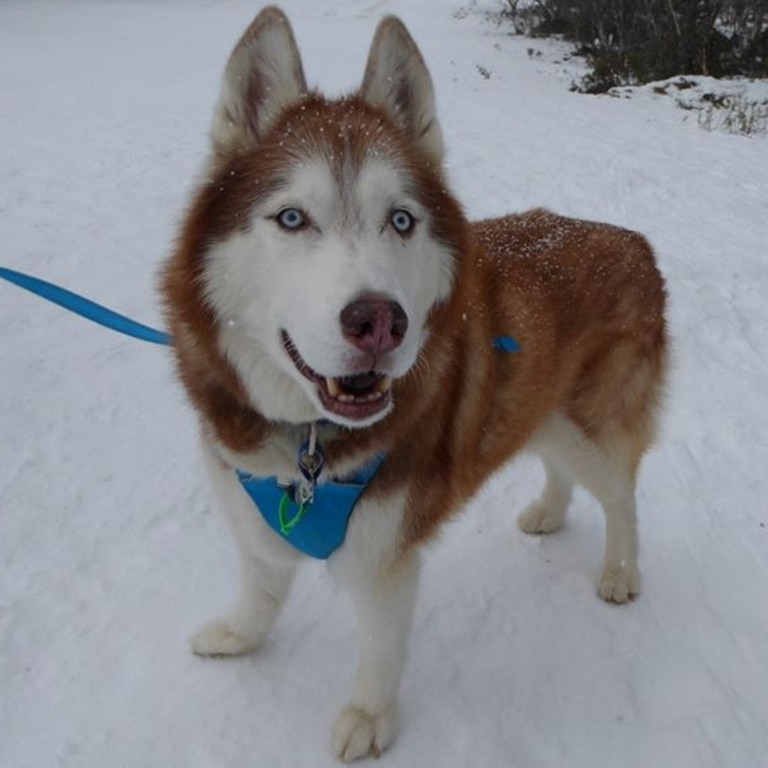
518, 460, 573, 534
190, 442, 300, 657
529, 414, 640, 603
328, 491, 417, 762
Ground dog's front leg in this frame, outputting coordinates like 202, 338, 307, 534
191, 440, 300, 656
328, 493, 419, 762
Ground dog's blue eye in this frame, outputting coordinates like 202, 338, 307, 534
390, 209, 415, 235
276, 208, 306, 231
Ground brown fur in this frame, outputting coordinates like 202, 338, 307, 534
161, 51, 666, 560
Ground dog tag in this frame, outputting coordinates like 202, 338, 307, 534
298, 443, 325, 481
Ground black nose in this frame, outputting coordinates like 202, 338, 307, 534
340, 294, 408, 354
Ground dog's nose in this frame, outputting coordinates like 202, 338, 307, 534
340, 294, 408, 353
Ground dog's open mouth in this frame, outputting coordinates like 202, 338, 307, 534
281, 331, 392, 421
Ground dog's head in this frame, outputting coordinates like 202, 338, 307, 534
177, 7, 465, 429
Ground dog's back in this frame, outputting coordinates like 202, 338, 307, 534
475, 208, 667, 471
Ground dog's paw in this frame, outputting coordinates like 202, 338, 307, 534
332, 704, 398, 763
517, 501, 565, 535
598, 566, 640, 604
190, 618, 263, 657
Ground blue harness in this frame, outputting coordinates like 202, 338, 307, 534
0, 266, 522, 560
236, 454, 386, 559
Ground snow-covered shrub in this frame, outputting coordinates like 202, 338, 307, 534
697, 92, 768, 136
499, 0, 768, 92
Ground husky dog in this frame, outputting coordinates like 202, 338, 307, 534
162, 6, 667, 761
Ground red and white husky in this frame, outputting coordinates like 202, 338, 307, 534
162, 6, 667, 761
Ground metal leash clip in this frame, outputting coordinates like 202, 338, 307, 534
296, 423, 324, 505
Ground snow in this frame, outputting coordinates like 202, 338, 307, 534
1, 1, 767, 766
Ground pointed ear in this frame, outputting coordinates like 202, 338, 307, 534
211, 6, 307, 156
361, 17, 444, 164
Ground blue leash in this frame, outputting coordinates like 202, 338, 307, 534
0, 266, 171, 346
0, 266, 520, 354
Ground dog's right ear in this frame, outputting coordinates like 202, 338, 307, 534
211, 6, 307, 156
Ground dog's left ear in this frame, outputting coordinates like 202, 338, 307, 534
361, 17, 444, 165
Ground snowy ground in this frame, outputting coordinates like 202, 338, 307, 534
2, 1, 767, 767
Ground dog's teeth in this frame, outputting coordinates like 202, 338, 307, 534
325, 375, 390, 405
